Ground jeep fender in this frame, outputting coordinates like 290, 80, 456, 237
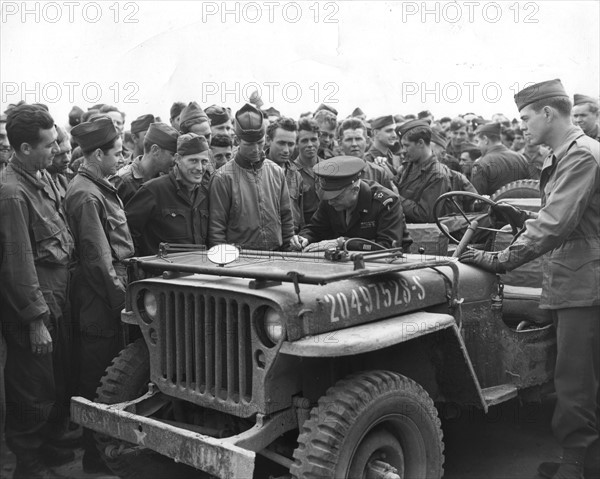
280, 311, 487, 410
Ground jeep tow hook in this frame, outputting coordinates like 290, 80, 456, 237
365, 459, 401, 479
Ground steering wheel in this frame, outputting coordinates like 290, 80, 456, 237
433, 191, 506, 258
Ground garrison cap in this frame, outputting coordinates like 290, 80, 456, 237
313, 156, 365, 200
205, 105, 230, 126
514, 79, 569, 111
71, 117, 118, 152
352, 107, 365, 117
474, 122, 501, 137
449, 117, 467, 131
145, 122, 179, 153
234, 103, 266, 142
315, 103, 338, 117
179, 102, 209, 129
177, 133, 209, 156
396, 119, 431, 137
430, 129, 447, 148
68, 106, 84, 127
371, 115, 395, 130
265, 107, 281, 119
573, 94, 598, 106
131, 114, 155, 134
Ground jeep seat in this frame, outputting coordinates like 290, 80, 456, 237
502, 285, 552, 326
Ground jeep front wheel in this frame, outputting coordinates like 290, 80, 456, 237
291, 370, 444, 479
94, 338, 206, 479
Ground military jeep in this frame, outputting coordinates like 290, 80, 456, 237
71, 191, 555, 479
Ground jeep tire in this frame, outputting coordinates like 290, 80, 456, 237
491, 179, 540, 201
94, 339, 205, 479
291, 370, 444, 479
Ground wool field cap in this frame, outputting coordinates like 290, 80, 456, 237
131, 114, 155, 134
71, 117, 118, 152
145, 123, 179, 153
514, 79, 569, 111
179, 102, 209, 127
573, 94, 598, 106
234, 103, 266, 142
474, 122, 501, 136
430, 129, 447, 148
313, 156, 365, 200
205, 105, 230, 126
177, 133, 209, 156
371, 115, 395, 130
449, 117, 467, 131
315, 103, 339, 117
68, 106, 84, 127
396, 119, 431, 137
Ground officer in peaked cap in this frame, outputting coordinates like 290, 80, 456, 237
291, 156, 411, 252
461, 78, 600, 479
572, 93, 600, 141
470, 120, 530, 195
208, 103, 294, 251
111, 122, 179, 205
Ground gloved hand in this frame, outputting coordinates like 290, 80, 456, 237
459, 248, 506, 274
490, 202, 527, 234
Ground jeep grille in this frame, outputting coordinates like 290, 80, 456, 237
158, 291, 253, 405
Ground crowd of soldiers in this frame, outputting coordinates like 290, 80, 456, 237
0, 79, 598, 479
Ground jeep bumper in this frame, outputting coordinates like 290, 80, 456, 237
71, 397, 255, 479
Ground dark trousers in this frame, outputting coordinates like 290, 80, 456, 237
552, 306, 600, 449
75, 279, 124, 456
2, 266, 70, 455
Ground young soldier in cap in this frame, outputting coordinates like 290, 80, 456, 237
294, 117, 322, 225
461, 79, 600, 479
338, 117, 397, 192
291, 156, 411, 252
266, 117, 305, 233
395, 119, 453, 223
1, 104, 75, 478
572, 94, 600, 142
111, 122, 179, 205
446, 117, 469, 159
208, 103, 294, 251
179, 101, 211, 142
210, 133, 233, 170
365, 115, 399, 176
129, 113, 155, 158
169, 101, 186, 131
206, 105, 234, 138
470, 122, 530, 195
126, 133, 210, 255
64, 117, 135, 474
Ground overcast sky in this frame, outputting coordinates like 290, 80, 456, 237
2, 0, 599, 128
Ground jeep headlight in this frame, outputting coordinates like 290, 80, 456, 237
264, 308, 285, 344
142, 290, 158, 322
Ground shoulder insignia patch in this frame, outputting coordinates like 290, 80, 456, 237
375, 192, 384, 199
